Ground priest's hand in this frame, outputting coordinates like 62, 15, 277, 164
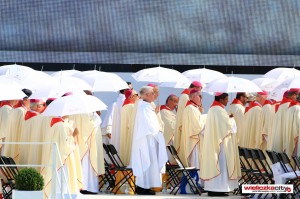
155, 105, 160, 114
198, 104, 204, 113
106, 133, 112, 139
73, 128, 79, 137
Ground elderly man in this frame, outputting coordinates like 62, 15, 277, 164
160, 94, 179, 146
243, 90, 268, 149
19, 99, 45, 166
110, 82, 132, 152
0, 99, 19, 148
271, 88, 299, 152
119, 89, 139, 166
2, 89, 32, 163
174, 81, 202, 151
285, 95, 300, 157
130, 86, 168, 195
200, 93, 240, 196
178, 89, 205, 169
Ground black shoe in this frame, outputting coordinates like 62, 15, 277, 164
135, 186, 155, 195
80, 190, 98, 195
207, 191, 229, 197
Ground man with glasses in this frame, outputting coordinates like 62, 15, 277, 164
174, 81, 202, 151
271, 88, 299, 152
19, 99, 45, 166
178, 89, 205, 170
243, 90, 268, 149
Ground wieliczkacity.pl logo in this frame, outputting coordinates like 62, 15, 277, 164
242, 185, 293, 193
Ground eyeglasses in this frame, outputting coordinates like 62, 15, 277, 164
242, 96, 248, 99
133, 94, 139, 97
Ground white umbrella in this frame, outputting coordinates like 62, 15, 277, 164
29, 84, 86, 99
183, 68, 226, 84
42, 94, 107, 117
0, 64, 34, 76
52, 76, 92, 91
159, 78, 192, 89
0, 85, 26, 101
0, 76, 22, 89
4, 70, 54, 91
51, 69, 81, 77
204, 76, 262, 93
75, 70, 128, 92
268, 77, 300, 101
132, 66, 189, 83
251, 77, 280, 92
263, 67, 300, 81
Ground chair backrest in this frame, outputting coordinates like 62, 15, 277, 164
167, 145, 185, 169
107, 144, 126, 167
266, 150, 280, 164
276, 152, 295, 174
0, 156, 15, 181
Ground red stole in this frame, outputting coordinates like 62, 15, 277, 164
0, 101, 13, 108
275, 97, 292, 113
289, 101, 300, 108
122, 99, 134, 107
160, 105, 171, 111
181, 89, 190, 95
263, 100, 273, 106
25, 111, 38, 120
210, 100, 224, 109
231, 99, 243, 106
50, 117, 64, 127
186, 100, 198, 108
245, 101, 260, 114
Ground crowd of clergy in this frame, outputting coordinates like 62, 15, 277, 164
1, 79, 298, 197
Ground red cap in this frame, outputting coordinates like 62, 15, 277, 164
30, 99, 42, 103
288, 88, 300, 93
190, 89, 200, 94
257, 90, 268, 96
192, 81, 202, 88
283, 90, 289, 97
125, 89, 133, 99
147, 83, 157, 87
215, 92, 223, 96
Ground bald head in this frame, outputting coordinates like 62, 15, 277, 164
166, 95, 179, 111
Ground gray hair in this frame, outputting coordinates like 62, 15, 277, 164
139, 86, 153, 97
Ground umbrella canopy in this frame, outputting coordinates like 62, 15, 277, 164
51, 69, 81, 77
263, 67, 300, 81
52, 76, 92, 91
183, 68, 226, 84
74, 70, 128, 92
0, 64, 34, 76
132, 66, 189, 83
204, 76, 262, 93
159, 78, 192, 89
29, 84, 86, 99
0, 85, 26, 101
251, 77, 280, 92
268, 77, 300, 101
42, 94, 107, 117
3, 70, 54, 91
